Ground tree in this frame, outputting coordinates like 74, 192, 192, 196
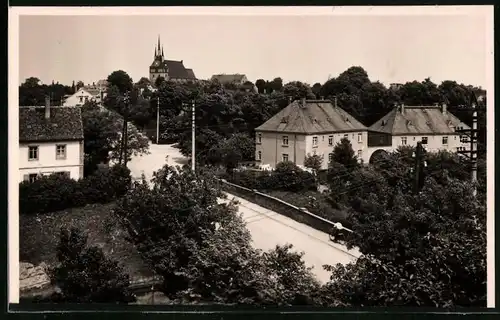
76, 81, 85, 90
312, 83, 322, 98
303, 153, 323, 176
269, 77, 284, 92
283, 81, 316, 100
115, 164, 320, 305
107, 70, 133, 95
155, 76, 166, 88
255, 79, 266, 93
331, 137, 360, 171
49, 227, 135, 303
325, 174, 486, 307
211, 133, 255, 172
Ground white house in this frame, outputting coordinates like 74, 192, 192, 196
255, 99, 368, 170
63, 87, 104, 107
364, 104, 471, 163
19, 97, 84, 182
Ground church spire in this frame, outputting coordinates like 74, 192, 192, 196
157, 35, 161, 54
161, 46, 164, 58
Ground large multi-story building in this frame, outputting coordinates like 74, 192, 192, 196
363, 104, 471, 163
149, 36, 197, 84
19, 97, 84, 182
255, 99, 368, 170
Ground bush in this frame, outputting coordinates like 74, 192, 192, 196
19, 164, 132, 215
227, 162, 317, 192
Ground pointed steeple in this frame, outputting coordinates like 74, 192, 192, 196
161, 46, 164, 58
157, 35, 161, 53
154, 46, 157, 58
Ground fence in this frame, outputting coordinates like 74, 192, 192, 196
218, 179, 353, 238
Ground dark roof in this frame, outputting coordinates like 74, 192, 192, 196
369, 106, 470, 135
185, 68, 196, 79
164, 60, 196, 80
19, 106, 84, 142
256, 100, 367, 134
211, 74, 247, 84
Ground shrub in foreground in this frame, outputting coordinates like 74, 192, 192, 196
19, 164, 131, 215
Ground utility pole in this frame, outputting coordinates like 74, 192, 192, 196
156, 97, 160, 144
191, 99, 196, 172
119, 92, 130, 166
456, 93, 479, 196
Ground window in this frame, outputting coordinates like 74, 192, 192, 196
257, 151, 262, 160
357, 133, 362, 143
84, 96, 89, 103
312, 136, 318, 147
401, 137, 407, 145
282, 136, 289, 146
328, 153, 333, 163
56, 144, 67, 160
328, 135, 333, 146
454, 136, 457, 140
28, 146, 39, 161
344, 134, 348, 139
257, 133, 261, 144
28, 173, 38, 183
422, 137, 428, 144
357, 150, 362, 158
442, 136, 448, 145
79, 96, 83, 103
282, 154, 289, 162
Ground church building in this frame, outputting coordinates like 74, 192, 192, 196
149, 36, 197, 84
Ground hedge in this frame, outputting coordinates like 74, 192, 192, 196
20, 164, 132, 215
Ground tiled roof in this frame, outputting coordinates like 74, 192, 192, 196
211, 74, 247, 84
82, 87, 102, 97
255, 100, 367, 134
185, 68, 196, 79
165, 60, 197, 80
19, 106, 84, 142
369, 106, 470, 135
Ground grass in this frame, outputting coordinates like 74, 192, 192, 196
19, 202, 154, 281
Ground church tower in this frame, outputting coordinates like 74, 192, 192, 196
149, 36, 169, 83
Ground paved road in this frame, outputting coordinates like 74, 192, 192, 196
127, 142, 360, 284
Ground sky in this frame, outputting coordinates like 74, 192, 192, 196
17, 8, 491, 88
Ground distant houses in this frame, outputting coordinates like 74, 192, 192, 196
19, 97, 84, 182
255, 98, 471, 168
211, 74, 257, 93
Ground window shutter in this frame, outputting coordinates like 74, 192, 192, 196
23, 174, 29, 182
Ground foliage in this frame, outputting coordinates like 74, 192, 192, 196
107, 70, 133, 94
49, 227, 135, 303
210, 133, 256, 171
115, 164, 321, 305
303, 153, 323, 175
19, 77, 74, 106
331, 137, 360, 170
19, 164, 131, 215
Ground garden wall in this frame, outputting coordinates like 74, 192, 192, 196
218, 179, 352, 237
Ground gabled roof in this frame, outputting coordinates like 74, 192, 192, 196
19, 106, 84, 142
81, 87, 102, 97
255, 100, 367, 134
211, 74, 247, 84
165, 60, 196, 80
185, 68, 196, 79
369, 106, 470, 135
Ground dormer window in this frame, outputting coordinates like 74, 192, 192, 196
406, 120, 412, 126
344, 116, 350, 122
381, 120, 387, 126
280, 116, 288, 124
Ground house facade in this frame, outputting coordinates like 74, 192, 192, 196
63, 87, 104, 107
364, 104, 471, 163
149, 36, 197, 84
19, 97, 84, 183
255, 99, 368, 170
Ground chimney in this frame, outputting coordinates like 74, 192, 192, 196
442, 103, 447, 115
400, 103, 405, 114
45, 96, 51, 119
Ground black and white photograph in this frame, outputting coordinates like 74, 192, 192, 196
9, 6, 494, 308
